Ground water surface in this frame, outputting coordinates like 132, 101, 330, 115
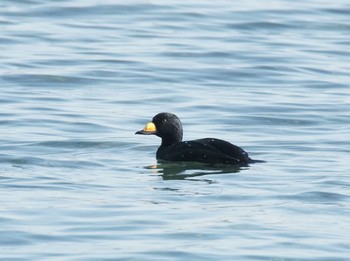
1, 0, 350, 260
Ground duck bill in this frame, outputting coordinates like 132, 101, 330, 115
135, 122, 157, 135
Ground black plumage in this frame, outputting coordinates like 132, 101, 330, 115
135, 112, 261, 165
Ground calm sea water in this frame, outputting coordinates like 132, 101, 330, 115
1, 0, 350, 260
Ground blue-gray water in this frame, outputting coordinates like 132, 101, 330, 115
1, 0, 350, 260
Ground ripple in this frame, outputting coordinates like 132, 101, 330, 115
0, 155, 103, 168
35, 140, 128, 150
2, 74, 102, 87
231, 21, 298, 31
282, 191, 349, 203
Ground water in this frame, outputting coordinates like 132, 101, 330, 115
1, 0, 350, 260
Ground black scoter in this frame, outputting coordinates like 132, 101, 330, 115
135, 112, 262, 165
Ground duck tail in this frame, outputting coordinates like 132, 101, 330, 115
249, 158, 265, 164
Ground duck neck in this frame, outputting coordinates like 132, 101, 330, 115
161, 137, 180, 147
159, 127, 183, 147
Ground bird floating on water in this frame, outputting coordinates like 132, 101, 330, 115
135, 112, 263, 166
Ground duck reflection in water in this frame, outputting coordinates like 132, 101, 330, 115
145, 161, 242, 181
